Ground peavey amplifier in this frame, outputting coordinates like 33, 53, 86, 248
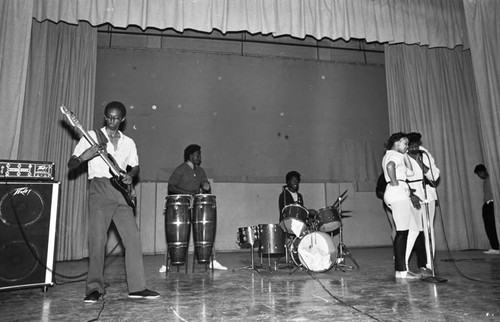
0, 160, 55, 181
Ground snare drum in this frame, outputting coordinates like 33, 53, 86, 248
315, 206, 342, 232
280, 204, 309, 236
258, 224, 285, 254
290, 231, 337, 272
237, 226, 259, 247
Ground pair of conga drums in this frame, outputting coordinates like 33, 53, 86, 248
280, 204, 341, 272
164, 194, 216, 266
237, 224, 285, 255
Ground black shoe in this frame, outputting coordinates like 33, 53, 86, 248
128, 289, 160, 299
84, 290, 103, 303
418, 267, 433, 277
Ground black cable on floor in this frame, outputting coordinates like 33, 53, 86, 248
306, 271, 382, 322
428, 159, 500, 285
86, 285, 109, 322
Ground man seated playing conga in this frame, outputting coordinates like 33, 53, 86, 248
278, 171, 316, 236
165, 144, 227, 270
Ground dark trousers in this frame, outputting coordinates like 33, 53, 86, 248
482, 202, 499, 250
393, 230, 408, 271
414, 232, 427, 268
86, 178, 146, 294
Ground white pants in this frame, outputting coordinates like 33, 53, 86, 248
384, 184, 418, 231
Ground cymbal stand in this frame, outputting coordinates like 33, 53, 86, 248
334, 195, 359, 271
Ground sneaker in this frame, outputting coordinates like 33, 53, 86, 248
158, 265, 167, 273
418, 267, 433, 277
395, 270, 420, 279
483, 249, 500, 255
84, 290, 103, 303
128, 289, 160, 299
209, 259, 228, 270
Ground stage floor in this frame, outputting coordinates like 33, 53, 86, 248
0, 247, 499, 321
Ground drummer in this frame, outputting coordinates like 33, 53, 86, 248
278, 171, 317, 223
167, 144, 227, 270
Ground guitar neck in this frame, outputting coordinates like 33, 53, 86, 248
78, 126, 122, 177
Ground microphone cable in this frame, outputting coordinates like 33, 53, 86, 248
421, 150, 500, 285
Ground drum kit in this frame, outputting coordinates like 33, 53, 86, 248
236, 190, 359, 273
164, 194, 217, 272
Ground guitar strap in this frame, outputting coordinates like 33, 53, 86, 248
94, 128, 109, 146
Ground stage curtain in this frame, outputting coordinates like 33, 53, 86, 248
385, 43, 486, 251
32, 0, 468, 49
463, 0, 500, 244
19, 20, 97, 260
0, 0, 33, 159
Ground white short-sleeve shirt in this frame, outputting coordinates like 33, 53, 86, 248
382, 150, 409, 183
72, 127, 139, 179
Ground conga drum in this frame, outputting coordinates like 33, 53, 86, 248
165, 194, 192, 265
192, 194, 217, 263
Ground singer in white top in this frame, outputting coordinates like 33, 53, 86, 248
406, 133, 440, 276
382, 132, 420, 279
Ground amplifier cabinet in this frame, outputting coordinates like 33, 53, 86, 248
0, 182, 59, 291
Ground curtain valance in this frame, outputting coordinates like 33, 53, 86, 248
33, 0, 468, 49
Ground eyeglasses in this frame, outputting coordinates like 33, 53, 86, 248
105, 115, 122, 121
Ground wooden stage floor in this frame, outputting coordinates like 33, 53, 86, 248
0, 247, 499, 321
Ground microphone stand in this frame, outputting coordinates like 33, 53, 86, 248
419, 150, 447, 283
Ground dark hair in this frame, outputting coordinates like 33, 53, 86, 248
286, 171, 301, 182
104, 101, 127, 118
474, 164, 487, 173
184, 144, 201, 162
384, 132, 407, 150
407, 132, 422, 145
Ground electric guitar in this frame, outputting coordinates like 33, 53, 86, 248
60, 105, 137, 208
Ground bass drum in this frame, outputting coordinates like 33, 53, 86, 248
290, 231, 337, 272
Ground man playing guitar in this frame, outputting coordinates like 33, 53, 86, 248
67, 101, 159, 303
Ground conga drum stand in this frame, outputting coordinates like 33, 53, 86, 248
192, 252, 214, 273
165, 248, 190, 274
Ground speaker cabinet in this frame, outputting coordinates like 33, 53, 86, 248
0, 182, 59, 291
